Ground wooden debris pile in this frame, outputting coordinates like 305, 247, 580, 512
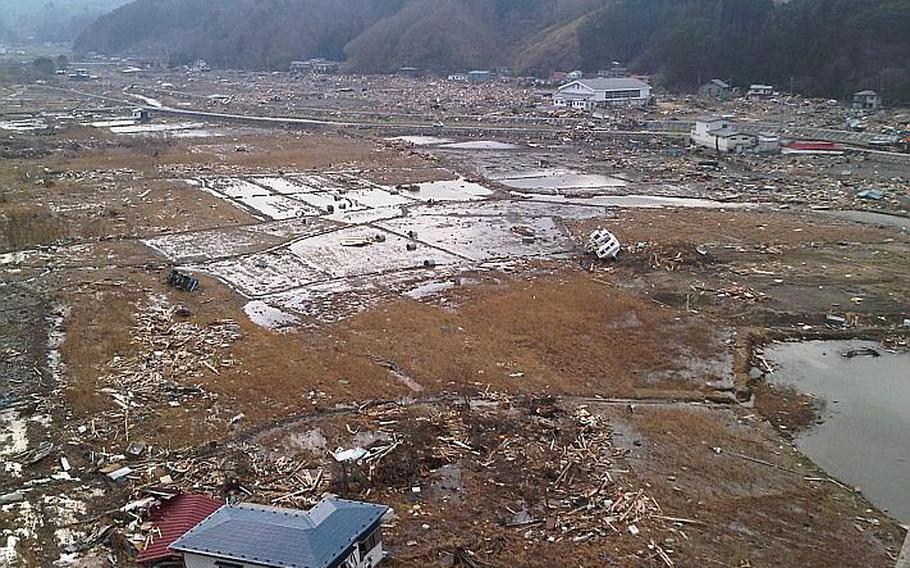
534, 407, 661, 542
69, 295, 241, 443
98, 397, 665, 563
332, 399, 663, 543
109, 297, 241, 402
160, 446, 330, 508
623, 242, 713, 272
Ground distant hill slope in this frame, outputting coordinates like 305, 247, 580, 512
0, 0, 131, 42
76, 0, 910, 101
74, 0, 407, 68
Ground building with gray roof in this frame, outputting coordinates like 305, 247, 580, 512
553, 77, 652, 109
169, 497, 390, 568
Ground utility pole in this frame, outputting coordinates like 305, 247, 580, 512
778, 96, 785, 136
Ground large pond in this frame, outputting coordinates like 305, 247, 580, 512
765, 340, 910, 522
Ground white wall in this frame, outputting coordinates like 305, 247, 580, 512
717, 134, 757, 153
691, 120, 732, 150
639, 85, 652, 102
597, 86, 650, 106
184, 552, 254, 568
554, 82, 650, 107
360, 543, 385, 568
182, 542, 384, 568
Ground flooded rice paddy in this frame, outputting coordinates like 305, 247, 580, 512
766, 340, 910, 522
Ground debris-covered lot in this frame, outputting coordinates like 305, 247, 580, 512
1, 72, 909, 567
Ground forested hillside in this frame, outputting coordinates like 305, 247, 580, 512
576, 0, 910, 100
75, 0, 910, 101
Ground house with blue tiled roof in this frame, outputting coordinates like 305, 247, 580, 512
169, 497, 390, 568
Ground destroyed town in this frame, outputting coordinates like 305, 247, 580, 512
1, 1, 909, 567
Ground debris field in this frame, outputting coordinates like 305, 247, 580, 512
0, 69, 908, 568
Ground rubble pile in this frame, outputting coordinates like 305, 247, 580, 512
97, 396, 665, 562
136, 446, 330, 508
539, 407, 661, 542
70, 296, 241, 443
340, 398, 663, 543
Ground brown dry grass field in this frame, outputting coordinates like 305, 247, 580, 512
43, 128, 416, 173
0, 127, 444, 251
57, 267, 729, 448
574, 208, 909, 248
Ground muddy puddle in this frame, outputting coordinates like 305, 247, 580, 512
765, 340, 910, 522
818, 210, 910, 232
385, 135, 453, 146
495, 169, 628, 191
516, 193, 743, 209
439, 140, 520, 150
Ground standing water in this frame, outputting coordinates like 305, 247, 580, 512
765, 340, 910, 522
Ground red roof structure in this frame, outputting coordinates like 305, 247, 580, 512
136, 494, 224, 565
784, 141, 842, 151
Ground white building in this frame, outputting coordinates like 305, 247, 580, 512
747, 84, 774, 97
291, 58, 339, 75
468, 70, 492, 82
691, 117, 758, 153
757, 133, 781, 153
553, 77, 652, 109
191, 59, 211, 73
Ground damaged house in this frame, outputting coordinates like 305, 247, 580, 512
690, 116, 759, 154
698, 79, 732, 100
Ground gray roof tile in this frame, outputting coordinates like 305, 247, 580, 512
169, 497, 389, 568
565, 77, 650, 91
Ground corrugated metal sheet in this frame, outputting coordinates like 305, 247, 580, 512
785, 141, 842, 151
136, 494, 225, 564
567, 77, 650, 92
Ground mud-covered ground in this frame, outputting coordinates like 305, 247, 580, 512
1, 80, 909, 567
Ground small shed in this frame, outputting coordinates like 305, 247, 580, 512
699, 79, 732, 100
757, 133, 781, 153
852, 90, 882, 110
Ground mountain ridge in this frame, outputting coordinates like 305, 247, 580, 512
75, 0, 910, 101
